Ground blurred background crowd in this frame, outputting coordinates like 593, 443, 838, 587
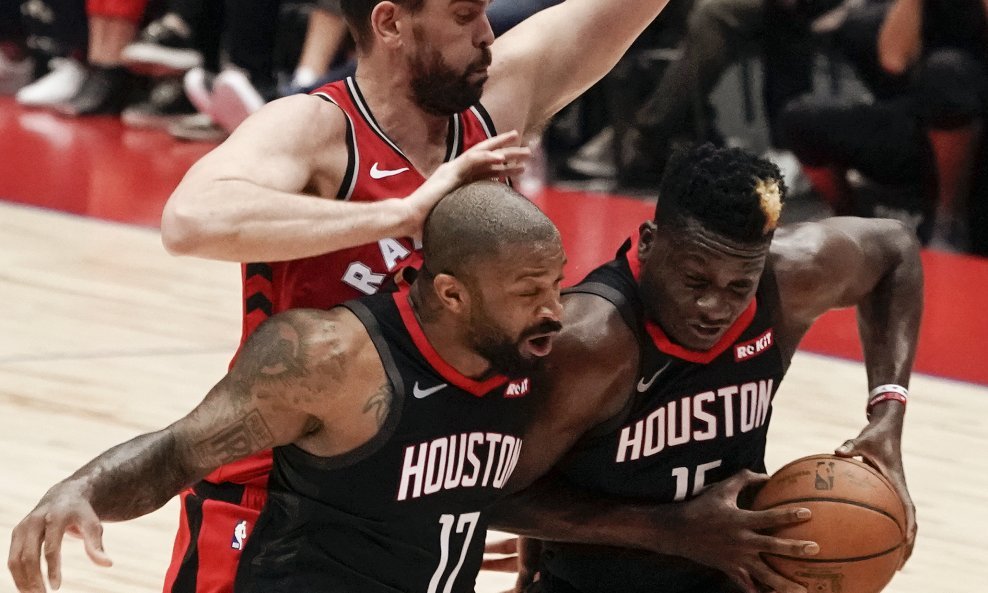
1, 0, 985, 255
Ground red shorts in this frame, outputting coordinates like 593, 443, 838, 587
162, 481, 268, 593
85, 0, 147, 23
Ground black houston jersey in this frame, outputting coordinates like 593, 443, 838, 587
234, 283, 536, 593
541, 239, 787, 593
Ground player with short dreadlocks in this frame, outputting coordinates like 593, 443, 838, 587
489, 143, 921, 593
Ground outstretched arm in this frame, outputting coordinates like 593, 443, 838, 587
161, 94, 528, 262
7, 309, 357, 593
484, 0, 672, 135
772, 217, 923, 563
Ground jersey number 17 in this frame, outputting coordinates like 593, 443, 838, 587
427, 512, 481, 593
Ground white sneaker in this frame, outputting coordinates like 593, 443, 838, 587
16, 58, 87, 107
210, 68, 266, 134
121, 15, 203, 75
0, 51, 33, 95
183, 66, 214, 115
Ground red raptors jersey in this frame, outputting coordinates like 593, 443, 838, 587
207, 77, 499, 486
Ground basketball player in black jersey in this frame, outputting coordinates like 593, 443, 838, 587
488, 144, 921, 593
8, 183, 566, 593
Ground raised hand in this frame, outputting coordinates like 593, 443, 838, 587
402, 130, 531, 239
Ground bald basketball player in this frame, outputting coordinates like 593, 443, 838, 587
8, 184, 566, 593
489, 144, 921, 593
155, 2, 673, 591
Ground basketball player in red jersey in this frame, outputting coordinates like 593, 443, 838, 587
487, 145, 921, 593
156, 1, 675, 591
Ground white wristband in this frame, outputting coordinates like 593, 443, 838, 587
869, 384, 909, 399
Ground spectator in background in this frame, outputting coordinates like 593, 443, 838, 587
121, 0, 351, 136
202, 0, 351, 134
0, 0, 33, 94
121, 0, 218, 75
12, 0, 148, 115
58, 0, 148, 115
197, 0, 566, 136
780, 0, 987, 251
11, 0, 89, 106
282, 0, 351, 94
118, 0, 224, 134
567, 0, 846, 190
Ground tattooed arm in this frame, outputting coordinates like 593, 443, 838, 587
8, 307, 381, 593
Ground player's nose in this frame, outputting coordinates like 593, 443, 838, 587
477, 16, 495, 47
695, 293, 732, 323
539, 292, 564, 324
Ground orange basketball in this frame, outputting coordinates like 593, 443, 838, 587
751, 454, 907, 593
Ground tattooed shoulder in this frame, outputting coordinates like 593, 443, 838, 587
234, 310, 323, 381
362, 383, 393, 429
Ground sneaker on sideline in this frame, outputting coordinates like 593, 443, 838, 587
16, 57, 86, 107
55, 65, 130, 117
183, 66, 216, 116
168, 112, 227, 142
122, 15, 202, 76
123, 78, 196, 129
210, 68, 266, 134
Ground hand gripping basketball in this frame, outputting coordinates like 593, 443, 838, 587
835, 410, 917, 568
672, 469, 818, 593
752, 454, 909, 593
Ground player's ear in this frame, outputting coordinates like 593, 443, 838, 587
432, 273, 470, 315
371, 2, 404, 49
638, 220, 658, 261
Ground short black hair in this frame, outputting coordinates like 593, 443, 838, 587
422, 181, 559, 280
656, 143, 787, 244
340, 0, 426, 51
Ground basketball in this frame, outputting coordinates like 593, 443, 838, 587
751, 454, 907, 593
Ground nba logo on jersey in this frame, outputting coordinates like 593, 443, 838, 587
231, 519, 248, 550
504, 378, 530, 398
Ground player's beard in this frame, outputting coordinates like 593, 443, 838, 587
407, 31, 491, 116
467, 309, 560, 378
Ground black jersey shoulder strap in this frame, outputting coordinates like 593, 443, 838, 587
563, 280, 643, 349
276, 300, 406, 470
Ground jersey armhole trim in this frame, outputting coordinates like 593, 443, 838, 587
471, 103, 498, 139
560, 282, 643, 441
313, 91, 358, 201
563, 282, 643, 347
281, 301, 405, 470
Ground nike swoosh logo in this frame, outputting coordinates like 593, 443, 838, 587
370, 162, 410, 179
637, 360, 671, 393
413, 382, 448, 399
